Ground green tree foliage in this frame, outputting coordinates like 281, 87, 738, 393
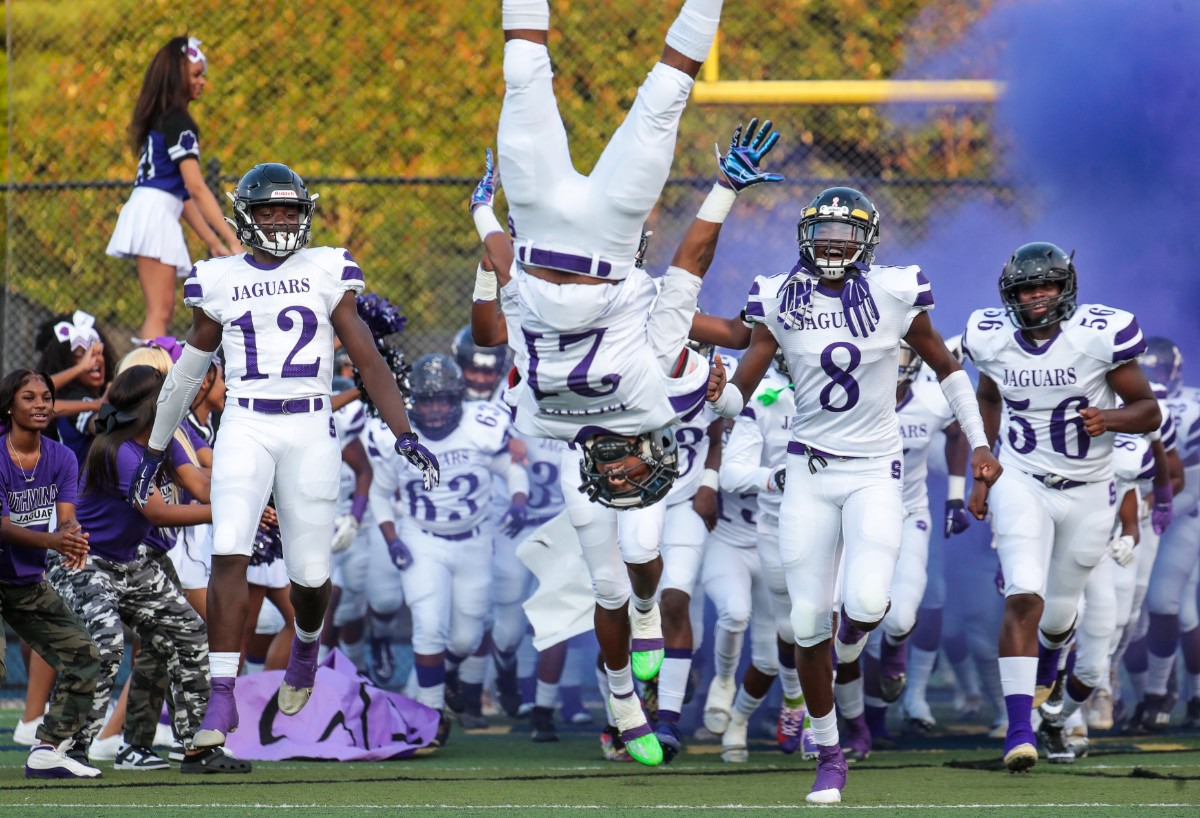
6, 0, 998, 340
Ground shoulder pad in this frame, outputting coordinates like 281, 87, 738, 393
1066, 305, 1145, 365
961, 308, 1010, 363
866, 264, 934, 309
742, 273, 787, 326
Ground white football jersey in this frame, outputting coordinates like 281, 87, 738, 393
1112, 433, 1154, 502
964, 303, 1146, 483
721, 370, 792, 526
518, 432, 569, 525
367, 401, 512, 537
897, 379, 955, 513
744, 264, 934, 457
333, 399, 368, 517
1163, 384, 1200, 514
505, 269, 709, 442
665, 402, 719, 506
184, 248, 362, 400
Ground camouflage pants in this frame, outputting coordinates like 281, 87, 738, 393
48, 552, 210, 751
0, 580, 100, 744
124, 547, 207, 748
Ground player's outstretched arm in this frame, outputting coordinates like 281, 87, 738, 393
671, 118, 784, 281
471, 252, 509, 347
130, 310, 224, 507
470, 148, 514, 287
332, 293, 440, 489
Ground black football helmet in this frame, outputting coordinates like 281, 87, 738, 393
1142, 336, 1184, 398
408, 353, 466, 440
226, 163, 318, 257
578, 428, 679, 509
897, 340, 923, 390
451, 325, 509, 401
999, 242, 1078, 330
797, 187, 880, 279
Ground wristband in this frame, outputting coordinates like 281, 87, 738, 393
472, 263, 498, 302
472, 205, 504, 243
947, 475, 966, 502
696, 182, 738, 224
709, 381, 745, 418
700, 468, 720, 492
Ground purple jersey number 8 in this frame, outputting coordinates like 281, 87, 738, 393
819, 341, 862, 413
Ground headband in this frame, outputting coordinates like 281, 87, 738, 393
185, 37, 206, 66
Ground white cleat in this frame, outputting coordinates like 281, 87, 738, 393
720, 715, 749, 763
704, 675, 737, 735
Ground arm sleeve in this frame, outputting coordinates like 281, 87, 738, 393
720, 412, 772, 494
939, 369, 989, 451
148, 344, 214, 452
491, 452, 531, 497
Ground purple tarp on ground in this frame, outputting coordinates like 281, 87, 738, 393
225, 649, 440, 761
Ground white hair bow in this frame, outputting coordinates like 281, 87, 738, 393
54, 310, 101, 352
186, 37, 206, 66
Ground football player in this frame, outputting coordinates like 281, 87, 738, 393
963, 242, 1160, 772
706, 187, 999, 802
130, 163, 438, 755
366, 354, 528, 744
1140, 337, 1200, 729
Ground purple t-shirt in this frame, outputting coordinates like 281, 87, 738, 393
75, 438, 187, 564
0, 435, 79, 584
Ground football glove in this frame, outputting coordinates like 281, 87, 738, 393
129, 449, 165, 507
330, 514, 359, 554
395, 432, 440, 490
387, 538, 413, 571
716, 118, 784, 193
1108, 533, 1136, 568
501, 501, 528, 538
770, 468, 786, 492
1152, 485, 1174, 535
944, 499, 972, 538
470, 148, 496, 213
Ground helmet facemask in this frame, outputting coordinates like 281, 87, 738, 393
797, 189, 880, 281
897, 341, 923, 390
226, 163, 319, 258
578, 430, 678, 509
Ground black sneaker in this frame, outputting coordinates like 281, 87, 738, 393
431, 709, 453, 748
1141, 693, 1174, 732
530, 706, 559, 743
180, 746, 252, 774
444, 669, 465, 714
1037, 719, 1075, 764
495, 664, 523, 718
114, 744, 170, 771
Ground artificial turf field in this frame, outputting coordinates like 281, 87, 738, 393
2, 710, 1198, 818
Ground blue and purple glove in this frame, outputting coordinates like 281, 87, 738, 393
716, 118, 784, 193
1152, 485, 1174, 535
395, 432, 440, 491
501, 500, 528, 537
470, 148, 496, 213
387, 538, 413, 571
944, 499, 972, 538
128, 449, 165, 507
994, 566, 1006, 597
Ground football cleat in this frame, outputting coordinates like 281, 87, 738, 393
629, 604, 665, 681
1065, 724, 1090, 759
609, 692, 663, 767
1033, 646, 1062, 709
1039, 672, 1067, 721
431, 709, 453, 748
1037, 718, 1075, 764
1140, 693, 1174, 732
840, 712, 872, 762
444, 667, 465, 714
600, 725, 634, 762
194, 678, 239, 748
703, 675, 738, 735
777, 701, 805, 754
494, 663, 523, 718
721, 716, 749, 763
805, 745, 848, 804
278, 636, 320, 716
1085, 688, 1115, 731
655, 721, 683, 765
1004, 742, 1038, 773
530, 706, 559, 743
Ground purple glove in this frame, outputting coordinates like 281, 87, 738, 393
395, 432, 440, 491
470, 148, 496, 213
944, 499, 972, 538
501, 501, 528, 537
387, 538, 413, 571
1152, 485, 1174, 535
994, 566, 1006, 597
350, 494, 369, 525
128, 449, 165, 507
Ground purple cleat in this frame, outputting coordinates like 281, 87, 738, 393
279, 636, 320, 716
777, 702, 805, 754
879, 636, 908, 703
806, 744, 848, 803
1003, 721, 1038, 773
841, 712, 872, 762
195, 677, 239, 748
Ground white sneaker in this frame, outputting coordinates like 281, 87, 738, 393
721, 715, 749, 763
26, 740, 102, 779
1086, 688, 1114, 731
704, 675, 737, 735
13, 716, 44, 746
88, 733, 123, 763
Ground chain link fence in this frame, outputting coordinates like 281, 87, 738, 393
3, 0, 1010, 372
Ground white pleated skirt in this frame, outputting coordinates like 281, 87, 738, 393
106, 185, 192, 277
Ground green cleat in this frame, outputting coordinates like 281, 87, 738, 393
609, 691, 663, 767
624, 732, 664, 767
629, 603, 665, 681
